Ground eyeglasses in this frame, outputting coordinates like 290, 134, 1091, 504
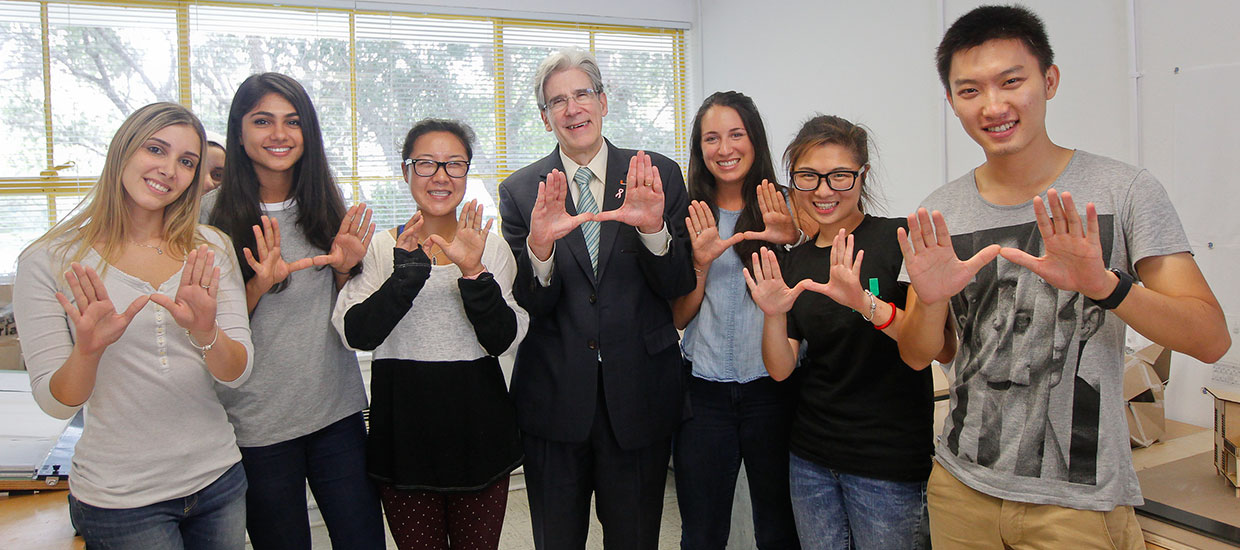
790, 166, 867, 192
542, 88, 600, 113
403, 158, 470, 178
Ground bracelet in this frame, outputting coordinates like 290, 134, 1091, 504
1092, 268, 1134, 310
332, 267, 352, 276
186, 326, 219, 359
460, 269, 485, 280
857, 290, 877, 322
874, 301, 897, 330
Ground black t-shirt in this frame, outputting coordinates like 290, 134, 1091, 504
784, 215, 933, 482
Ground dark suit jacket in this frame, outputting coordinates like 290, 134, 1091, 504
497, 139, 695, 451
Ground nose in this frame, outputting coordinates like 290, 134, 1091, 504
717, 138, 733, 156
981, 89, 1007, 119
271, 121, 287, 141
431, 163, 452, 183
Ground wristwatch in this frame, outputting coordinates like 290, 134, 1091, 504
1092, 268, 1134, 310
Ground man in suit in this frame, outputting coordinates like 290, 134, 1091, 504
497, 48, 695, 549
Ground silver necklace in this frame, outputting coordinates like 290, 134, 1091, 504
131, 239, 164, 255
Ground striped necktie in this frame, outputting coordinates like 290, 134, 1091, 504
573, 166, 600, 274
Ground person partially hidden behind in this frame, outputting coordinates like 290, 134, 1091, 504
497, 47, 695, 549
896, 5, 1231, 550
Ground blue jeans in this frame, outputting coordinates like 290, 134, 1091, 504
788, 453, 928, 550
674, 375, 800, 550
69, 461, 247, 550
238, 412, 384, 550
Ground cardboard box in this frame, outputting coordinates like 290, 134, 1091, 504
1123, 344, 1171, 448
1205, 386, 1240, 496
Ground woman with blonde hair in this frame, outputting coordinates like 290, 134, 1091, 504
14, 101, 253, 549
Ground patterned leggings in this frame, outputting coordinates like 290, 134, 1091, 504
379, 476, 510, 550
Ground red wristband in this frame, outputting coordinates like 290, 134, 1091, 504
873, 301, 897, 330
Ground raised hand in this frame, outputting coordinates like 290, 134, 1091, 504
395, 211, 427, 253
998, 189, 1114, 298
686, 200, 744, 270
897, 208, 999, 305
742, 180, 800, 245
742, 247, 810, 316
149, 245, 220, 340
593, 151, 665, 233
801, 229, 868, 311
429, 199, 494, 277
528, 169, 594, 261
315, 203, 375, 274
243, 216, 315, 293
56, 263, 149, 355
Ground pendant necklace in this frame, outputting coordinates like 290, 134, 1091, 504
131, 239, 164, 255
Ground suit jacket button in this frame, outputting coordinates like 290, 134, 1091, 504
589, 293, 597, 304
587, 340, 598, 350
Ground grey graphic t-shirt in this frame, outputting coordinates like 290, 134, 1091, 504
924, 151, 1190, 511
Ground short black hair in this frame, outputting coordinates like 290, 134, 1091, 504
401, 118, 476, 162
936, 4, 1054, 91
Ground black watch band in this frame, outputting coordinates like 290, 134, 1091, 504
1093, 268, 1134, 310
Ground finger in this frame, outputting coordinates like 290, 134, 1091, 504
1045, 189, 1068, 235
749, 252, 764, 282
905, 212, 924, 253
179, 247, 199, 288
915, 209, 935, 251
721, 232, 745, 248
262, 216, 276, 251
208, 267, 221, 299
84, 265, 112, 303
701, 201, 715, 228
361, 222, 376, 250
998, 246, 1040, 273
650, 165, 663, 195
1085, 202, 1102, 246
964, 244, 1003, 274
686, 211, 701, 236
339, 203, 359, 235
251, 224, 269, 261
1031, 196, 1055, 241
930, 211, 952, 248
770, 183, 791, 215
481, 217, 494, 236
852, 249, 865, 275
72, 264, 98, 304
843, 232, 855, 269
56, 292, 82, 324
1059, 191, 1084, 237
357, 205, 374, 236
756, 180, 770, 213
534, 180, 547, 212
201, 250, 216, 288
765, 247, 786, 282
121, 295, 151, 322
148, 293, 175, 311
270, 216, 282, 250
286, 257, 315, 272
759, 247, 776, 280
896, 227, 914, 260
64, 267, 89, 307
243, 248, 262, 272
742, 266, 759, 292
428, 234, 449, 251
627, 154, 640, 187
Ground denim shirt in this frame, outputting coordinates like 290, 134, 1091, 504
681, 209, 769, 383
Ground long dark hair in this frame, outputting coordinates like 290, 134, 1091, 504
687, 91, 780, 269
208, 73, 348, 286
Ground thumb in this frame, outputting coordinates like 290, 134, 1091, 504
122, 295, 151, 322
963, 244, 1002, 274
148, 293, 175, 310
997, 246, 1039, 272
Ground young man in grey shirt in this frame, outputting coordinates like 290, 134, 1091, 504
896, 5, 1230, 549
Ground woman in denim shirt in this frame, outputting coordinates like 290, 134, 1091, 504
671, 91, 803, 550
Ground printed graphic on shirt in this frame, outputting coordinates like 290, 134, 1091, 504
944, 216, 1113, 486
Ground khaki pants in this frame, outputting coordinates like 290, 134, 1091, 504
927, 462, 1144, 550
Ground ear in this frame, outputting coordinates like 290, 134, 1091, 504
401, 163, 412, 183
1044, 64, 1061, 100
944, 89, 961, 118
598, 91, 609, 118
540, 109, 552, 133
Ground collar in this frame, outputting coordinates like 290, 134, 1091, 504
558, 142, 608, 185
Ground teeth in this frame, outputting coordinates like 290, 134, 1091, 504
814, 201, 838, 210
568, 122, 586, 130
146, 179, 170, 192
987, 121, 1015, 133
428, 190, 451, 197
267, 147, 290, 153
718, 159, 739, 167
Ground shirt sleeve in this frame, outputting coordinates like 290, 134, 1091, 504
13, 244, 82, 420
331, 235, 395, 350
1121, 170, 1192, 273
489, 236, 530, 355
638, 221, 671, 256
527, 240, 555, 286
208, 229, 253, 388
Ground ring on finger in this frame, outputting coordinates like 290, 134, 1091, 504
200, 283, 210, 289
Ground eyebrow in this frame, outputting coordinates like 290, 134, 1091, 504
247, 110, 298, 118
952, 65, 1026, 87
146, 137, 200, 159
413, 154, 467, 160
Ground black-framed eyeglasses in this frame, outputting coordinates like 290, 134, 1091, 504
790, 165, 867, 192
541, 87, 601, 113
404, 158, 470, 178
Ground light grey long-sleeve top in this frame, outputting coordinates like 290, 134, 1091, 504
13, 227, 253, 509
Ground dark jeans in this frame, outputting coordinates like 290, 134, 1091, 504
69, 461, 247, 550
238, 412, 384, 550
674, 375, 800, 550
789, 453, 929, 550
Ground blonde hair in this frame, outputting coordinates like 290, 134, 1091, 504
32, 102, 209, 270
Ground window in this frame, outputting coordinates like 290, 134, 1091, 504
0, 0, 688, 278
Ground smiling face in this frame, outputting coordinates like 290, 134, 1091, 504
946, 38, 1059, 160
404, 131, 469, 218
199, 144, 226, 194
540, 68, 607, 164
120, 123, 201, 215
790, 143, 866, 236
241, 92, 303, 181
699, 105, 754, 186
